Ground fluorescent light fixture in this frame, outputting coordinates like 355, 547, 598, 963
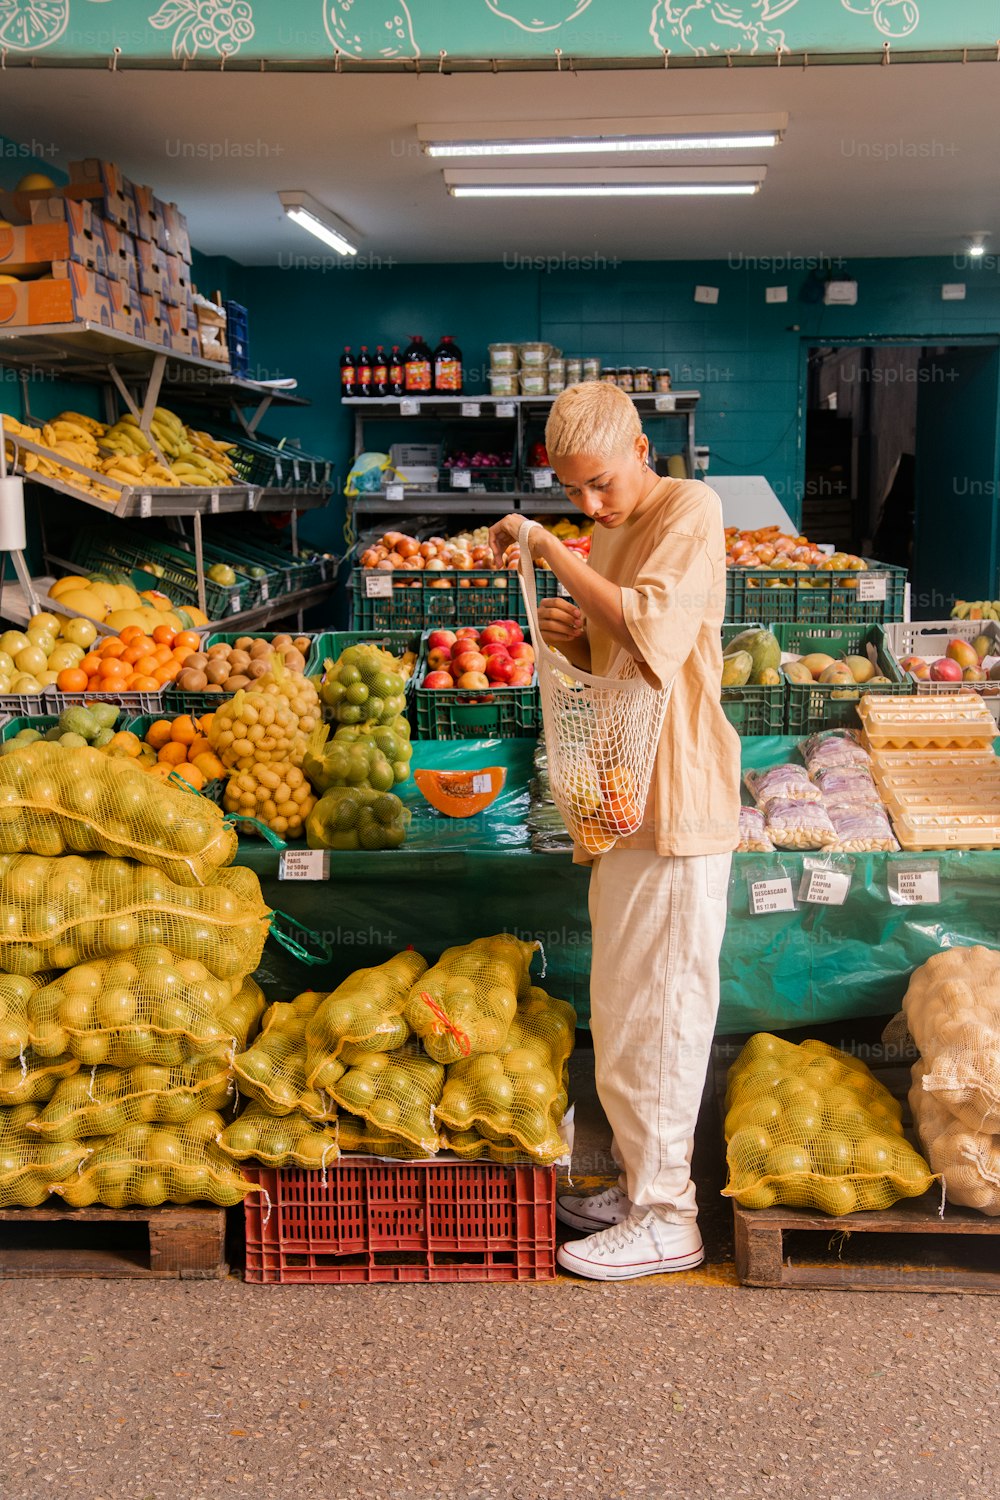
968, 234, 988, 259
448, 183, 759, 198
444, 166, 765, 200
278, 190, 359, 256
420, 113, 786, 158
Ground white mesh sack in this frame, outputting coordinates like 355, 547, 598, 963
909, 1062, 1000, 1216
517, 522, 671, 857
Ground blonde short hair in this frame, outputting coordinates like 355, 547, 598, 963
545, 381, 642, 461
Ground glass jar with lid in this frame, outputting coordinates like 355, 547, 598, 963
655, 368, 673, 393
616, 366, 635, 393
600, 367, 618, 384
634, 366, 653, 394
582, 357, 602, 381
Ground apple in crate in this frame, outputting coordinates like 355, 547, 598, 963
486, 655, 515, 684
455, 627, 480, 643
427, 629, 457, 651
900, 655, 930, 681
480, 623, 511, 647
481, 641, 511, 660
499, 620, 525, 645
929, 657, 963, 682
963, 665, 987, 682
457, 671, 490, 689
510, 642, 535, 664
509, 666, 534, 687
453, 650, 488, 676
424, 670, 455, 689
427, 646, 453, 671
946, 639, 980, 670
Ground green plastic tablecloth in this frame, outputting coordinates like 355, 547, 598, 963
242, 736, 1000, 1035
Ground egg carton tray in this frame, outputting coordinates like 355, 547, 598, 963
871, 748, 998, 772
890, 810, 1000, 851
858, 693, 997, 750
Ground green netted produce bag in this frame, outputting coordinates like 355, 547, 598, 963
318, 645, 407, 727
218, 1099, 340, 1169
29, 1051, 235, 1141
25, 953, 265, 1067
54, 1113, 252, 1208
0, 743, 236, 884
436, 987, 576, 1163
0, 1104, 89, 1206
303, 719, 412, 797
304, 950, 425, 1092
336, 1111, 436, 1160
723, 1034, 937, 1215
0, 857, 270, 978
330, 1042, 445, 1154
306, 784, 410, 851
403, 934, 538, 1065
234, 990, 335, 1119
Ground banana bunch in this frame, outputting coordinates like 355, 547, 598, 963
186, 428, 239, 481
101, 417, 153, 458
1, 414, 120, 503
98, 449, 182, 490
953, 600, 1000, 622
1, 414, 43, 473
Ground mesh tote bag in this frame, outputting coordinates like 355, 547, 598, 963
517, 521, 671, 856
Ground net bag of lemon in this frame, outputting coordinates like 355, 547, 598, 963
723, 1035, 936, 1215
402, 933, 538, 1065
0, 1105, 90, 1207
516, 519, 671, 856
234, 989, 337, 1119
53, 1114, 252, 1208
304, 950, 427, 1094
29, 1052, 236, 1142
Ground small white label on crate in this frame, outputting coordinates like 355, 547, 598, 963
461, 402, 481, 418
557, 581, 571, 598
385, 482, 404, 502
139, 494, 152, 518
319, 560, 329, 582
800, 866, 851, 907
892, 866, 941, 905
451, 469, 472, 489
533, 469, 553, 490
209, 492, 220, 514
750, 877, 795, 916
400, 399, 420, 416
857, 573, 888, 602
496, 402, 516, 419
229, 594, 241, 614
365, 572, 394, 599
279, 849, 329, 881
260, 580, 269, 601
472, 773, 493, 795
655, 395, 676, 413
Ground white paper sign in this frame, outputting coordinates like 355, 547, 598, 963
451, 469, 472, 489
655, 395, 677, 413
385, 482, 404, 502
496, 403, 516, 419
209, 492, 220, 514
229, 594, 241, 614
139, 494, 152, 518
894, 867, 940, 905
533, 469, 553, 490
365, 572, 393, 598
472, 773, 493, 795
279, 849, 330, 881
260, 580, 269, 601
461, 402, 481, 418
400, 399, 420, 416
750, 877, 795, 916
800, 866, 851, 907
857, 573, 888, 602
557, 581, 571, 599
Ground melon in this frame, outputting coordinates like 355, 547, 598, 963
57, 589, 108, 621
414, 766, 506, 818
105, 608, 151, 632
721, 651, 753, 688
185, 606, 209, 627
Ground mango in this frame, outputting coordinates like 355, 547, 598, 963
724, 628, 780, 679
783, 661, 814, 685
721, 651, 753, 688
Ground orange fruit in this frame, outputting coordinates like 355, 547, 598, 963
145, 720, 174, 750
118, 625, 145, 645
152, 644, 173, 665
80, 653, 102, 678
157, 742, 188, 766
121, 645, 145, 666
56, 667, 89, 693
198, 714, 215, 735
188, 734, 212, 761
134, 654, 159, 677
130, 675, 160, 691
152, 625, 176, 646
170, 763, 205, 792
192, 751, 226, 781
99, 637, 126, 659
169, 715, 197, 745
98, 657, 129, 680
104, 731, 142, 758
173, 630, 201, 653
154, 665, 179, 686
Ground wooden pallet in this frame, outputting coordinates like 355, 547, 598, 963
733, 1192, 1000, 1294
0, 1202, 228, 1280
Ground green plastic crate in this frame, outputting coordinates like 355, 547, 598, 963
413, 631, 540, 741
204, 631, 322, 674
127, 713, 226, 802
70, 527, 252, 619
1, 715, 61, 741
312, 632, 419, 705
779, 623, 912, 734
725, 560, 907, 626
351, 567, 524, 632
720, 623, 785, 737
165, 637, 319, 716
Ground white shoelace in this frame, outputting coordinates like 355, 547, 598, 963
586, 1185, 625, 1212
593, 1212, 665, 1259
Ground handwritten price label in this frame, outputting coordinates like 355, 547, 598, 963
451, 469, 472, 489
461, 402, 481, 418
894, 867, 940, 905
857, 573, 888, 602
800, 867, 851, 907
365, 573, 393, 599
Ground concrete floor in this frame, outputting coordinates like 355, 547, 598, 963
0, 1046, 996, 1500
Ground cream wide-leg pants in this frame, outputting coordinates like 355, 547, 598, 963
587, 847, 732, 1224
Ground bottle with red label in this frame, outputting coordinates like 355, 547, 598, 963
434, 335, 463, 395
357, 345, 373, 396
372, 344, 388, 398
404, 334, 433, 394
340, 345, 356, 398
389, 345, 404, 397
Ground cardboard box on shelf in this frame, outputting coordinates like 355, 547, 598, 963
0, 261, 114, 328
136, 239, 167, 298
133, 185, 163, 246
152, 195, 171, 253
102, 222, 137, 282
192, 293, 229, 364
162, 301, 201, 357
106, 277, 143, 339
161, 202, 191, 263
26, 198, 109, 275
160, 253, 191, 308
67, 160, 137, 233
0, 222, 73, 278
139, 293, 171, 349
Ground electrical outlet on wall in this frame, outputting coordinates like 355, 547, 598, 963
766, 286, 788, 304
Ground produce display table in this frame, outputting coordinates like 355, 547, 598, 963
241, 736, 1000, 1034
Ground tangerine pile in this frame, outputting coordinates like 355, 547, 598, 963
55, 626, 205, 695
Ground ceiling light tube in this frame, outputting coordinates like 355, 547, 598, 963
278, 190, 359, 256
426, 133, 778, 158
448, 183, 760, 198
419, 113, 787, 159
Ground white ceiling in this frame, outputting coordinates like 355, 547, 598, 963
4, 62, 999, 263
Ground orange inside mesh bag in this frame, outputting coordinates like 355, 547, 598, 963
53, 1112, 253, 1208
304, 950, 426, 1093
402, 934, 538, 1065
723, 1033, 936, 1214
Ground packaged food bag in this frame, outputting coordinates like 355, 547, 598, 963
218, 1100, 339, 1170
737, 806, 773, 853
800, 730, 871, 775
330, 1042, 445, 1154
745, 764, 822, 809
53, 1113, 252, 1208
723, 1033, 936, 1214
0, 1103, 89, 1207
902, 946, 1000, 1134
909, 1062, 1000, 1216
235, 990, 335, 1119
824, 802, 898, 854
29, 1051, 235, 1142
0, 744, 236, 884
764, 798, 837, 851
403, 934, 537, 1064
304, 951, 425, 1092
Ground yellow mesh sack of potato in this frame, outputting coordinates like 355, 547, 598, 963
336, 1111, 436, 1160
53, 1112, 252, 1208
234, 990, 336, 1120
0, 1103, 90, 1206
329, 1042, 445, 1154
218, 1100, 340, 1170
402, 934, 538, 1065
0, 744, 236, 884
0, 857, 270, 978
0, 972, 48, 1061
29, 1049, 236, 1142
436, 987, 576, 1163
909, 1061, 1000, 1216
723, 1034, 936, 1214
304, 950, 426, 1092
208, 658, 322, 770
902, 946, 1000, 1135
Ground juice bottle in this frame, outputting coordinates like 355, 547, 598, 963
357, 345, 372, 396
389, 345, 404, 397
404, 334, 433, 394
340, 345, 356, 398
372, 344, 388, 398
434, 335, 463, 394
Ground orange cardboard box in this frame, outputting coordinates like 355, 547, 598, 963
67, 159, 137, 234
139, 293, 171, 349
133, 185, 162, 245
161, 201, 191, 263
27, 197, 109, 275
162, 301, 201, 357
0, 222, 71, 277
136, 239, 166, 298
0, 261, 113, 329
107, 277, 143, 339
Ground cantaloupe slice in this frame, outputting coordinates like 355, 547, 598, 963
414, 766, 506, 818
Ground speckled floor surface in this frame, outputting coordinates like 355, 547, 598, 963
0, 1046, 996, 1500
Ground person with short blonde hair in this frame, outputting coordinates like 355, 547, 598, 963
489, 382, 740, 1280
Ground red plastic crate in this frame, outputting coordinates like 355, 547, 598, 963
242, 1158, 557, 1284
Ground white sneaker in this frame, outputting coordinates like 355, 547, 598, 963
555, 1184, 631, 1233
557, 1213, 704, 1282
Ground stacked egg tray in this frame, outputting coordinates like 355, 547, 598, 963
860, 694, 1000, 850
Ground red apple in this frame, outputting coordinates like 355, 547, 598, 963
486, 655, 515, 683
423, 670, 454, 690
427, 647, 453, 671
510, 642, 535, 663
455, 627, 480, 643
452, 650, 487, 676
457, 671, 490, 690
480, 623, 511, 648
499, 620, 525, 644
929, 657, 963, 682
508, 666, 534, 687
900, 655, 930, 681
481, 642, 511, 660
427, 629, 457, 651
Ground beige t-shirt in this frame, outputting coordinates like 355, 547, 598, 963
573, 475, 741, 862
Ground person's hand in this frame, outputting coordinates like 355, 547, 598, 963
538, 597, 584, 646
488, 513, 536, 567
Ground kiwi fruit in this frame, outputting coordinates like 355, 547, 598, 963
182, 652, 208, 672
206, 659, 231, 685
177, 668, 208, 692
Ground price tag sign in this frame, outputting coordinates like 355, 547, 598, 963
891, 864, 941, 905
857, 573, 888, 602
229, 594, 241, 614
139, 494, 152, 518
533, 469, 553, 490
655, 394, 677, 413
400, 399, 420, 416
472, 773, 493, 795
557, 581, 571, 599
799, 865, 851, 907
260, 580, 269, 601
496, 402, 516, 419
385, 482, 404, 502
209, 492, 220, 514
461, 402, 481, 418
279, 849, 330, 881
319, 560, 329, 582
365, 572, 393, 599
451, 468, 472, 489
749, 877, 796, 916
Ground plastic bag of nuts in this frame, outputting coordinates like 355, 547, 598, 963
737, 806, 774, 853
824, 802, 899, 853
800, 730, 872, 775
745, 764, 822, 809
811, 766, 881, 806
764, 797, 838, 850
